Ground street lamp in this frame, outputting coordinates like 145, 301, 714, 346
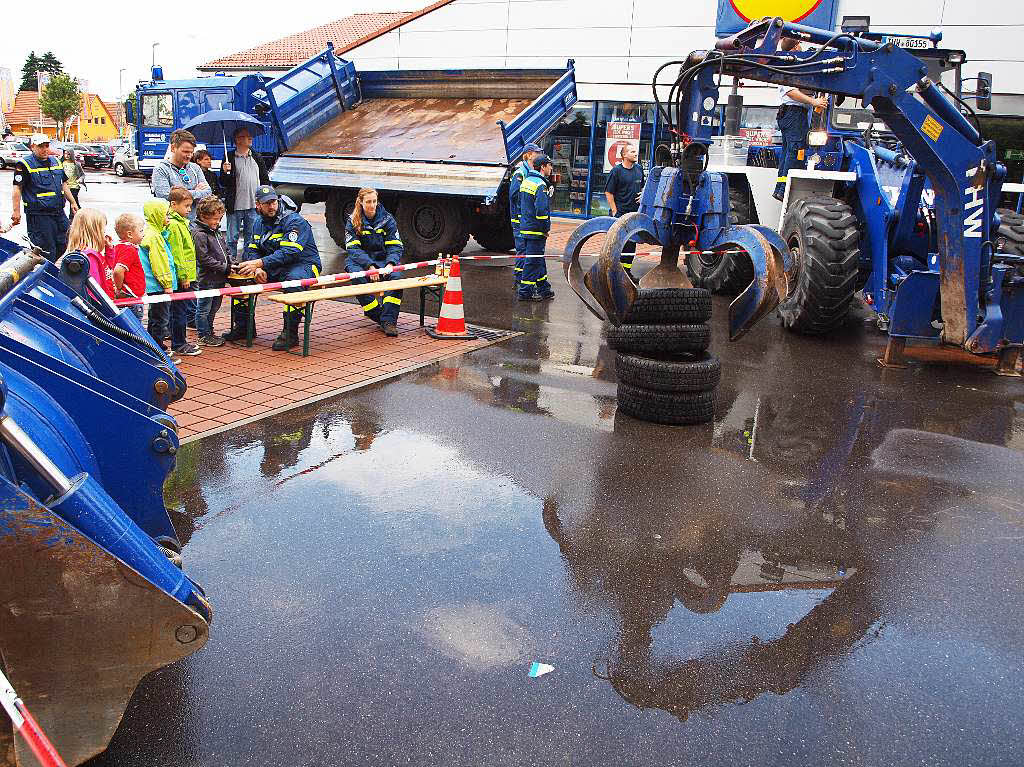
118, 68, 127, 137
151, 42, 159, 69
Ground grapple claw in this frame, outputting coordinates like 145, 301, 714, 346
723, 224, 793, 340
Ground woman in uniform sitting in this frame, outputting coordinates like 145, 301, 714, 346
345, 188, 404, 337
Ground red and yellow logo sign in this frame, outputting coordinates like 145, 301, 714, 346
729, 0, 825, 23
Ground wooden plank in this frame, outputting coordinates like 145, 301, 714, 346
265, 275, 447, 306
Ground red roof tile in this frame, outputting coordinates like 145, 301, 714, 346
4, 91, 55, 127
198, 11, 415, 71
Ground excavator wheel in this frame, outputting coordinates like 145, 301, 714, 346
996, 208, 1024, 276
687, 187, 755, 295
777, 196, 860, 335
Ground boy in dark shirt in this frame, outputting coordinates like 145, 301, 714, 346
604, 144, 645, 279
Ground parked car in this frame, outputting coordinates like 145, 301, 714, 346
0, 141, 31, 168
112, 145, 140, 177
70, 143, 110, 168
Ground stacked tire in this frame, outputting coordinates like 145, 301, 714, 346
607, 288, 719, 425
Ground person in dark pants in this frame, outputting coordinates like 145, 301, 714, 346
518, 154, 555, 301
509, 141, 542, 290
604, 144, 645, 278
236, 185, 321, 350
773, 38, 827, 201
345, 187, 405, 336
9, 134, 78, 261
220, 127, 271, 258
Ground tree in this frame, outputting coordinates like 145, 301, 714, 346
39, 74, 81, 141
19, 51, 63, 91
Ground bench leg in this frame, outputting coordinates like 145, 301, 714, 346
420, 287, 426, 326
303, 302, 314, 357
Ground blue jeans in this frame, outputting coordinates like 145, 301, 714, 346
228, 208, 260, 257
147, 297, 186, 350
775, 105, 810, 198
197, 295, 223, 337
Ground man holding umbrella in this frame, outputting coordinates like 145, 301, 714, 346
220, 127, 270, 258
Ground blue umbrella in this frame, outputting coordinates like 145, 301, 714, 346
180, 109, 265, 158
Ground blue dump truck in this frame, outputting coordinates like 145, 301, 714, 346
127, 46, 577, 258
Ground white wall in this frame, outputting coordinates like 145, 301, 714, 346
340, 0, 1024, 110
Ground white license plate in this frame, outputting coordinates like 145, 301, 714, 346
884, 35, 931, 50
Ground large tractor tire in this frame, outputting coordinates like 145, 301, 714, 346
996, 208, 1024, 275
687, 186, 755, 295
471, 216, 515, 253
777, 196, 860, 335
606, 323, 710, 355
325, 190, 356, 249
616, 383, 715, 425
396, 195, 470, 259
622, 287, 712, 324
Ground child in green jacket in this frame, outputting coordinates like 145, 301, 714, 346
165, 187, 201, 355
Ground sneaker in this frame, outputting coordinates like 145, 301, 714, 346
381, 322, 398, 337
538, 291, 556, 301
198, 335, 226, 347
173, 342, 202, 357
517, 292, 542, 302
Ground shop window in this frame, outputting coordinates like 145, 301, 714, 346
541, 102, 593, 216
590, 102, 656, 216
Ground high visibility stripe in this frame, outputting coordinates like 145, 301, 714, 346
622, 261, 633, 269
520, 230, 545, 236
280, 241, 303, 250
383, 296, 402, 305
25, 164, 59, 173
268, 233, 283, 240
776, 176, 787, 183
312, 265, 320, 277
347, 239, 361, 246
536, 215, 548, 219
384, 240, 402, 246
248, 243, 260, 249
363, 298, 379, 312
376, 228, 386, 233
513, 267, 523, 273
521, 180, 540, 194
538, 275, 547, 282
362, 230, 371, 235
37, 192, 56, 197
520, 279, 536, 285
511, 217, 520, 223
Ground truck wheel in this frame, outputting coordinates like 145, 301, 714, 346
471, 218, 515, 252
687, 186, 754, 295
623, 288, 711, 324
615, 352, 720, 392
617, 383, 714, 425
396, 196, 470, 259
996, 208, 1024, 275
325, 191, 356, 249
606, 323, 710, 355
778, 196, 860, 335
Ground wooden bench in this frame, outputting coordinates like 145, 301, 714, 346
265, 274, 448, 356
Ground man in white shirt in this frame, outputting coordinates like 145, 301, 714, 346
774, 38, 828, 201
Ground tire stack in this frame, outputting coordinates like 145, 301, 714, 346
607, 288, 719, 425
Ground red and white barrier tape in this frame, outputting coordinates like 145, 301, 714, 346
1, 668, 69, 767
113, 258, 441, 307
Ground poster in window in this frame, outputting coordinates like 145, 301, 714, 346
604, 121, 641, 173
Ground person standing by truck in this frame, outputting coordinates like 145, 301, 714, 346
517, 154, 555, 301
151, 129, 212, 218
220, 127, 270, 257
773, 38, 827, 201
509, 142, 542, 290
604, 144, 645, 278
9, 134, 78, 261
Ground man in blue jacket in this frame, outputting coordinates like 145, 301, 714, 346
518, 154, 555, 301
237, 185, 322, 350
9, 134, 78, 261
509, 142, 542, 290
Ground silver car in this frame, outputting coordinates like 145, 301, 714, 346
112, 145, 140, 177
0, 141, 31, 169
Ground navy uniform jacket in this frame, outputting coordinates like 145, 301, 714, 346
345, 207, 403, 269
519, 169, 551, 240
247, 204, 321, 273
14, 154, 66, 214
508, 159, 531, 236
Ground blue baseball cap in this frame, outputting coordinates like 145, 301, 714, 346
255, 184, 279, 202
523, 142, 542, 154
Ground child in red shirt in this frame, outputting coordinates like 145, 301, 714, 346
112, 213, 148, 321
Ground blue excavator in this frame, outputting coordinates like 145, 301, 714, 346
564, 16, 1023, 374
0, 237, 211, 766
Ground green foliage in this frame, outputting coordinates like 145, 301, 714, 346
39, 74, 82, 140
19, 50, 64, 91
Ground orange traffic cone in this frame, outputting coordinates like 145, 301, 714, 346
427, 255, 477, 340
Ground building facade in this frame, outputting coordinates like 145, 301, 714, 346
210, 0, 1024, 217
3, 90, 121, 142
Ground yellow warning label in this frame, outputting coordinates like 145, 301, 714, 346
922, 115, 944, 142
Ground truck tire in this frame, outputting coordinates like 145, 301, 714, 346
617, 383, 715, 425
396, 196, 470, 259
606, 323, 710, 355
325, 191, 356, 249
623, 288, 711, 324
996, 208, 1024, 275
686, 186, 754, 295
615, 352, 720, 392
778, 196, 860, 335
471, 218, 515, 252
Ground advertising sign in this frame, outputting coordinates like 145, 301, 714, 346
715, 0, 840, 37
604, 121, 641, 173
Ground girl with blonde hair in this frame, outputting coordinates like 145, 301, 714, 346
65, 207, 117, 299
344, 187, 405, 336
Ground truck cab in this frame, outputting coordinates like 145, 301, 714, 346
128, 68, 277, 175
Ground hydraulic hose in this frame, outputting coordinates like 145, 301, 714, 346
70, 296, 166, 362
0, 252, 45, 302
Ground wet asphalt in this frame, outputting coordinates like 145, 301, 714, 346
79, 249, 1023, 766
24, 172, 1023, 766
